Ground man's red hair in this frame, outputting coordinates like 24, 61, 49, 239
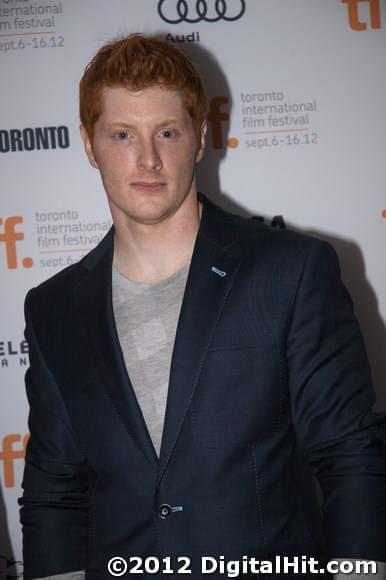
79, 33, 208, 141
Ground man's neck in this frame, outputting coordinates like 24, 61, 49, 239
112, 199, 202, 284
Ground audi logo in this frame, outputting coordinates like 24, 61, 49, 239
157, 0, 246, 24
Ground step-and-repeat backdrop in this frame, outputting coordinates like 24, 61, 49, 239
1, 1, 385, 576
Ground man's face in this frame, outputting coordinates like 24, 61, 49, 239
81, 85, 206, 227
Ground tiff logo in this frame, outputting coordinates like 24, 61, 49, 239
0, 216, 33, 269
0, 434, 30, 488
207, 96, 239, 149
341, 0, 381, 30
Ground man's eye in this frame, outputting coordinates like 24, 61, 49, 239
116, 131, 128, 140
161, 129, 175, 138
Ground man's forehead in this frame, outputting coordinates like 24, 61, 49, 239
99, 85, 187, 116
92, 86, 196, 134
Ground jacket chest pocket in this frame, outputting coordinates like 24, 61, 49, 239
191, 345, 284, 448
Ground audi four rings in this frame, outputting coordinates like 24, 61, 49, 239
157, 0, 246, 24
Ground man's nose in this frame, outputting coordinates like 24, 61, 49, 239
137, 137, 162, 172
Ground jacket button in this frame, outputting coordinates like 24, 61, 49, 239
159, 504, 172, 519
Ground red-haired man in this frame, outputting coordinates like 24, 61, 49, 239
20, 34, 386, 580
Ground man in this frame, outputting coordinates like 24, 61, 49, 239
20, 34, 386, 579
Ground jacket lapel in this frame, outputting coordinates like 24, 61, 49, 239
157, 195, 242, 483
73, 195, 242, 481
74, 230, 158, 469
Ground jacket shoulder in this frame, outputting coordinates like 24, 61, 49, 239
227, 209, 332, 263
25, 227, 113, 312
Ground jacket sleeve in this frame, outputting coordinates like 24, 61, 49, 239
286, 239, 386, 562
19, 290, 89, 579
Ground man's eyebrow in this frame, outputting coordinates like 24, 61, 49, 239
105, 122, 135, 129
105, 118, 185, 129
155, 118, 184, 127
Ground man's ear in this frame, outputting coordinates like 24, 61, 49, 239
80, 125, 98, 169
195, 121, 207, 163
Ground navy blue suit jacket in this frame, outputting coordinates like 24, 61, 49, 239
20, 194, 386, 578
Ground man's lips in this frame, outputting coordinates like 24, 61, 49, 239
131, 181, 167, 192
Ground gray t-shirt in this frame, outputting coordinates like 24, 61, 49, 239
111, 262, 190, 456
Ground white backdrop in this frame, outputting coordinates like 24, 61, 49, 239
1, 1, 385, 576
